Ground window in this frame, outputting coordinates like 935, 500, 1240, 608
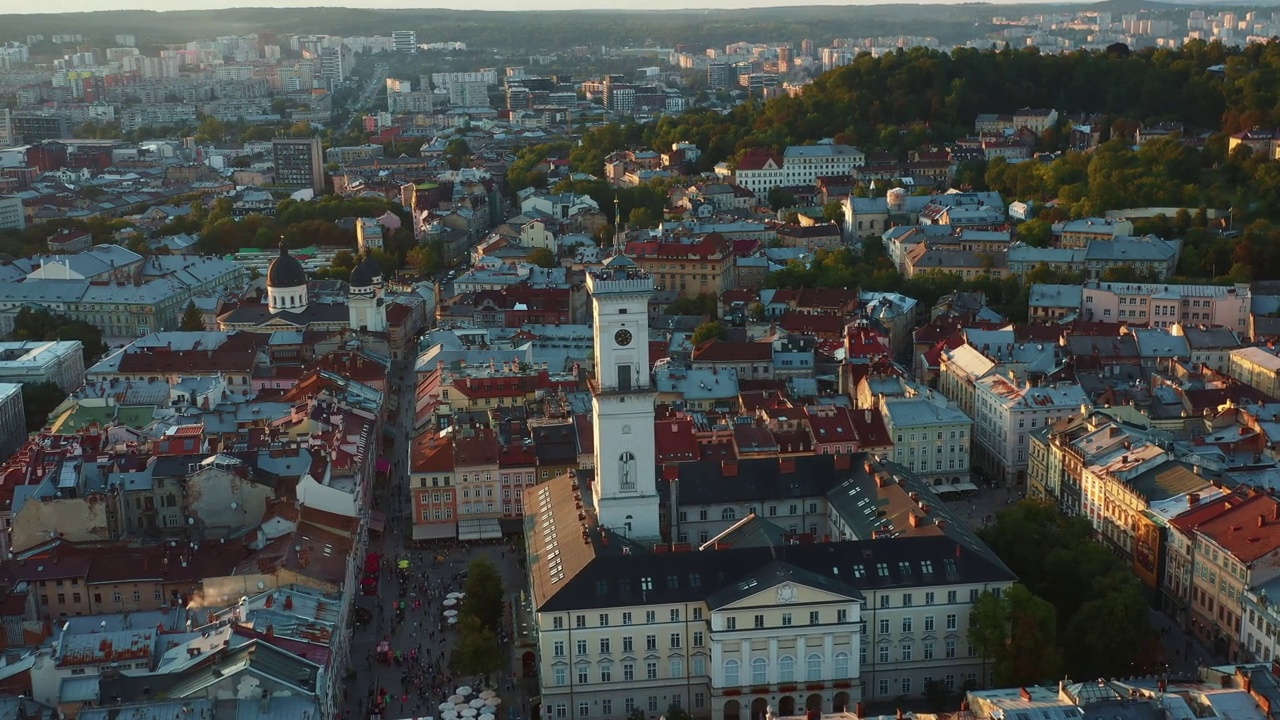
901, 678, 912, 694
554, 666, 566, 686
924, 641, 935, 660
879, 594, 890, 608
579, 702, 589, 719
806, 653, 822, 681
622, 612, 632, 625
902, 592, 913, 607
754, 614, 765, 629
809, 610, 820, 624
726, 616, 737, 630
577, 663, 589, 684
646, 635, 657, 651
577, 640, 587, 656
947, 590, 957, 603
724, 659, 740, 686
646, 661, 658, 680
879, 679, 890, 696
644, 610, 655, 624
722, 507, 736, 520
671, 658, 684, 678
924, 616, 935, 632
670, 608, 680, 622
624, 663, 635, 682
623, 637, 634, 653
945, 640, 957, 659
600, 638, 611, 654
602, 700, 612, 716
554, 641, 565, 658
693, 656, 706, 676
649, 697, 659, 713
693, 631, 704, 647
834, 652, 849, 678
878, 646, 890, 663
670, 633, 681, 648
553, 616, 564, 630
782, 612, 792, 627
779, 655, 795, 682
601, 663, 612, 682
751, 657, 768, 685
946, 614, 958, 631
599, 613, 609, 627
625, 698, 636, 714
879, 619, 890, 635
901, 644, 913, 662
902, 617, 913, 633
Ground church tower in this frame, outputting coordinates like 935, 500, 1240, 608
587, 255, 660, 541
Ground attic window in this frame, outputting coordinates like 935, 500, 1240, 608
596, 580, 608, 597
852, 565, 866, 578
618, 309, 628, 314
920, 560, 934, 574
876, 563, 889, 577
640, 577, 653, 591
688, 574, 702, 588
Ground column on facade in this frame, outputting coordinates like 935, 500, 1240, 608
823, 634, 834, 679
768, 637, 778, 684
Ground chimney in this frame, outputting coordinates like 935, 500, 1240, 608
1187, 492, 1200, 507
908, 513, 921, 528
780, 458, 796, 474
721, 461, 738, 477
1273, 502, 1280, 521
1260, 514, 1268, 528
1019, 688, 1032, 702
833, 454, 852, 471
863, 460, 875, 474
876, 473, 892, 488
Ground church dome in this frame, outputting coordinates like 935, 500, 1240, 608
267, 242, 306, 288
349, 254, 382, 289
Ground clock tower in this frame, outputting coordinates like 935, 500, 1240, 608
586, 255, 660, 541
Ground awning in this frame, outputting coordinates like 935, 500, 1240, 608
369, 510, 386, 534
457, 518, 502, 541
935, 482, 980, 494
413, 523, 457, 540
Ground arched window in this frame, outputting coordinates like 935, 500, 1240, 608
778, 655, 795, 683
806, 653, 823, 682
751, 657, 768, 685
619, 452, 636, 492
722, 507, 736, 521
724, 659, 740, 687
833, 652, 850, 679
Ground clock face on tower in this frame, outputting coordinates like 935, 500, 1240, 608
614, 329, 633, 347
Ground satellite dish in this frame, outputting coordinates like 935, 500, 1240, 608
257, 581, 265, 590
188, 518, 195, 525
230, 502, 238, 510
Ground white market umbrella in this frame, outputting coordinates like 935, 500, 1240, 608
444, 711, 459, 719
479, 691, 497, 700
485, 698, 502, 707
444, 609, 459, 618
480, 709, 496, 717
443, 598, 458, 607
455, 704, 470, 712
456, 686, 473, 696
447, 592, 462, 599
462, 710, 478, 718
447, 616, 458, 625
470, 699, 486, 709
441, 702, 456, 711
449, 696, 465, 704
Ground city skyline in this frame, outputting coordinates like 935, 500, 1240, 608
10, 0, 1078, 15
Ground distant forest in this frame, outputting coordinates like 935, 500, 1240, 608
0, 1, 1205, 52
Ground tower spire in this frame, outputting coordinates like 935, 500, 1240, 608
613, 196, 624, 257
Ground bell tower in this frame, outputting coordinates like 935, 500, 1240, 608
587, 255, 660, 541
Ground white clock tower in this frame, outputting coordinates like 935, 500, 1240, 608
586, 255, 661, 542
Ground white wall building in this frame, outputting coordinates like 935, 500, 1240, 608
880, 392, 974, 487
973, 376, 1091, 489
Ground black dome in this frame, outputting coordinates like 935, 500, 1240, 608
349, 254, 382, 288
267, 243, 306, 288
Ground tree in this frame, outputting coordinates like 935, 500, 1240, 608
664, 293, 718, 318
922, 679, 952, 712
823, 200, 844, 225
179, 301, 205, 331
528, 247, 558, 268
1015, 218, 1052, 247
12, 307, 107, 363
21, 381, 66, 432
627, 206, 658, 229
767, 187, 796, 212
665, 705, 693, 720
691, 321, 728, 346
968, 590, 1007, 689
452, 615, 503, 685
461, 557, 505, 630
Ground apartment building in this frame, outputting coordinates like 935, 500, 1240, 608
973, 375, 1090, 489
625, 232, 734, 299
1227, 347, 1280, 399
0, 195, 24, 231
1186, 492, 1280, 662
1081, 281, 1250, 332
272, 136, 325, 194
880, 393, 974, 487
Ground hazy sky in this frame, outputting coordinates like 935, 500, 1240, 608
13, 0, 1041, 12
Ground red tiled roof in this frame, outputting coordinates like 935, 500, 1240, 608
454, 429, 500, 467
655, 419, 699, 463
410, 433, 454, 473
780, 312, 848, 336
735, 149, 782, 171
692, 339, 772, 363
1192, 493, 1280, 561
